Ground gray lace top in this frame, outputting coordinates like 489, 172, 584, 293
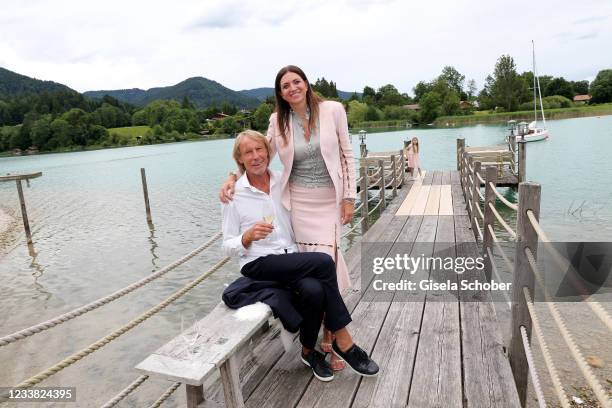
289, 110, 333, 188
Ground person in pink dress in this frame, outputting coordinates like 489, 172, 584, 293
220, 65, 356, 370
407, 136, 422, 179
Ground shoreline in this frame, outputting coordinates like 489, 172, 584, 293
0, 207, 14, 238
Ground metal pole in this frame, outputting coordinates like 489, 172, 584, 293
140, 168, 152, 223
508, 182, 541, 406
16, 180, 32, 244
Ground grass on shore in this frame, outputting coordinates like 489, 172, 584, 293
107, 125, 151, 143
434, 103, 612, 126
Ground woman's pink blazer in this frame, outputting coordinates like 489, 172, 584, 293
266, 100, 357, 211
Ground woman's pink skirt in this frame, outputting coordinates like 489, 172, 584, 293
289, 184, 351, 293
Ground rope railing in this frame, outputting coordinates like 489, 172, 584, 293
368, 200, 383, 216
488, 202, 517, 240
354, 202, 364, 214
0, 232, 223, 348
341, 218, 364, 238
367, 193, 379, 204
1, 257, 230, 393
476, 201, 484, 221
523, 287, 571, 408
476, 171, 485, 185
474, 217, 483, 241
100, 375, 150, 408
477, 189, 485, 201
520, 326, 547, 408
147, 382, 181, 408
485, 247, 511, 308
524, 248, 611, 408
355, 176, 363, 184
487, 224, 515, 272
526, 210, 612, 331
489, 182, 518, 211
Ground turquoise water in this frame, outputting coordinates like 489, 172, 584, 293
0, 115, 610, 405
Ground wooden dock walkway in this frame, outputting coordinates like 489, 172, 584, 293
199, 170, 520, 408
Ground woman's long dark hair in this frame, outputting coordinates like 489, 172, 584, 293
274, 65, 323, 145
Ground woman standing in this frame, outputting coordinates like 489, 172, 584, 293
220, 65, 356, 369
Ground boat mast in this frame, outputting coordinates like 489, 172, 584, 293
533, 41, 547, 129
532, 40, 537, 125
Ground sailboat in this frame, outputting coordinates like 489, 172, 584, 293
508, 41, 550, 142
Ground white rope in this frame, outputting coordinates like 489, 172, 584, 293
520, 326, 547, 408
476, 201, 485, 221
474, 217, 483, 240
100, 375, 149, 408
2, 257, 230, 392
146, 382, 181, 408
523, 287, 571, 408
526, 210, 612, 332
487, 224, 515, 272
0, 232, 223, 347
341, 218, 364, 238
489, 182, 518, 211
476, 171, 486, 184
368, 200, 382, 216
488, 202, 517, 240
485, 247, 511, 308
524, 248, 611, 408
478, 189, 485, 201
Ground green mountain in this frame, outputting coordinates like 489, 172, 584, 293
239, 87, 361, 101
85, 77, 261, 109
0, 66, 75, 97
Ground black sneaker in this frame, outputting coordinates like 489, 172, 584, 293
331, 341, 379, 377
301, 350, 334, 382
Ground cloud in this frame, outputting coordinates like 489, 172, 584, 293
573, 15, 608, 24
576, 32, 598, 40
186, 5, 246, 29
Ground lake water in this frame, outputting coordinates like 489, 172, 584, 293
1, 115, 611, 406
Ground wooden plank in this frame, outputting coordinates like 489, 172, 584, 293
396, 179, 422, 216
423, 185, 441, 215
451, 183, 468, 216
136, 303, 271, 385
297, 216, 431, 408
454, 214, 521, 408
438, 185, 453, 216
220, 354, 245, 408
442, 171, 451, 185
0, 172, 42, 182
244, 214, 412, 408
450, 170, 461, 185
409, 185, 430, 216
408, 216, 462, 408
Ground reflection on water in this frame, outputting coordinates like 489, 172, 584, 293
0, 117, 610, 406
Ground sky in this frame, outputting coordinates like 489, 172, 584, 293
1, 0, 611, 95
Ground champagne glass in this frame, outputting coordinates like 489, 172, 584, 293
261, 199, 275, 241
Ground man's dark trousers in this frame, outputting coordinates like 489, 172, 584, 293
241, 252, 352, 349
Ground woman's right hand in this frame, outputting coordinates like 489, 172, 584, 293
219, 177, 236, 203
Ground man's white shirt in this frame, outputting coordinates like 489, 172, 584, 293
222, 170, 298, 268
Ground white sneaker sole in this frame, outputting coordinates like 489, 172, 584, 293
301, 356, 334, 382
331, 349, 379, 377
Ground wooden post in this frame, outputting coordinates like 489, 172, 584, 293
360, 143, 367, 158
390, 155, 397, 198
140, 168, 152, 223
399, 149, 406, 186
508, 182, 541, 406
472, 161, 481, 240
457, 138, 465, 171
482, 166, 498, 281
219, 354, 245, 408
185, 385, 204, 408
467, 156, 474, 218
378, 160, 386, 210
518, 140, 526, 183
360, 166, 369, 232
462, 151, 469, 203
15, 180, 32, 244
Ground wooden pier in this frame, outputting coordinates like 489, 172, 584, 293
457, 137, 522, 187
138, 170, 521, 407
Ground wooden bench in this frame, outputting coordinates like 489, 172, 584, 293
136, 302, 273, 408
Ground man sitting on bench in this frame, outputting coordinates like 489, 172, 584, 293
221, 130, 379, 382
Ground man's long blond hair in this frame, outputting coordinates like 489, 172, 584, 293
232, 130, 271, 173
